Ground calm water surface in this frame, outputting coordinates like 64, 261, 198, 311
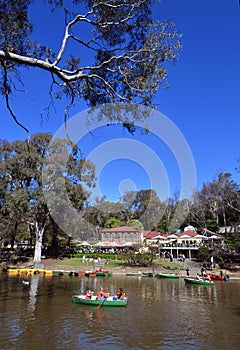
0, 272, 240, 350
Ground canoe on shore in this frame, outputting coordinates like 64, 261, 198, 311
163, 266, 175, 270
85, 269, 111, 277
96, 271, 112, 277
126, 271, 142, 276
52, 269, 112, 277
207, 273, 229, 281
184, 278, 214, 285
8, 268, 52, 276
156, 272, 180, 279
142, 272, 154, 277
52, 270, 82, 277
72, 295, 128, 307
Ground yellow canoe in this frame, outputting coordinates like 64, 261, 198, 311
7, 268, 53, 275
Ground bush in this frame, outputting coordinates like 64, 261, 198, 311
198, 246, 209, 261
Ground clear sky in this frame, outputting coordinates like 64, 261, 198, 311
1, 0, 240, 203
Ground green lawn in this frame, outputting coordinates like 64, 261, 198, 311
55, 258, 184, 270
153, 259, 185, 270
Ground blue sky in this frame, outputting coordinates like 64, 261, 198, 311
1, 0, 240, 203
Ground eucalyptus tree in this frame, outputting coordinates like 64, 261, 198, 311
120, 191, 139, 222
0, 139, 32, 247
187, 191, 208, 230
0, 0, 182, 131
167, 198, 191, 233
83, 198, 125, 235
198, 172, 240, 234
83, 205, 107, 235
120, 189, 163, 230
0, 133, 96, 261
0, 135, 53, 253
0, 140, 11, 235
36, 135, 96, 261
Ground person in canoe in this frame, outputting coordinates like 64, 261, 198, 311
97, 287, 109, 300
113, 287, 126, 300
206, 274, 212, 282
85, 290, 93, 300
196, 273, 202, 280
117, 288, 126, 300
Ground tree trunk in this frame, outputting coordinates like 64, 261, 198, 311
51, 220, 59, 258
11, 222, 18, 249
33, 221, 45, 262
223, 211, 227, 234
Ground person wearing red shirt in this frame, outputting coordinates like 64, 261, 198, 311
85, 290, 93, 300
97, 287, 109, 300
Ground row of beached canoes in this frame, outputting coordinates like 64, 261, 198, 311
7, 268, 229, 283
52, 269, 113, 277
7, 268, 112, 277
156, 272, 230, 283
126, 271, 230, 284
7, 268, 53, 276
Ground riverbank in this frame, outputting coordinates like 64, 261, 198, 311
6, 257, 240, 279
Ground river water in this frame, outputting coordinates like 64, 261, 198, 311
0, 272, 240, 350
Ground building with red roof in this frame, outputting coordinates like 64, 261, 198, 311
99, 226, 225, 258
101, 226, 143, 245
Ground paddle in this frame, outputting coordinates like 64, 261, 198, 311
97, 297, 106, 309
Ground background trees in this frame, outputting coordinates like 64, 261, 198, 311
0, 134, 240, 259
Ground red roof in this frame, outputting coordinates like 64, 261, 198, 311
102, 226, 139, 233
143, 231, 160, 239
142, 231, 165, 239
179, 231, 197, 237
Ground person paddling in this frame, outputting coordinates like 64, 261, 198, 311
97, 287, 109, 300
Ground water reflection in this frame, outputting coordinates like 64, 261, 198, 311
27, 274, 40, 314
1, 273, 240, 350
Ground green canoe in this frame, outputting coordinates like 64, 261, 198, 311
156, 272, 180, 279
72, 295, 128, 307
184, 278, 214, 285
126, 272, 142, 276
96, 271, 113, 277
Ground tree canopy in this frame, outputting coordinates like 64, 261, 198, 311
0, 0, 182, 131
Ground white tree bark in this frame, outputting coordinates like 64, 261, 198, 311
33, 221, 45, 262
